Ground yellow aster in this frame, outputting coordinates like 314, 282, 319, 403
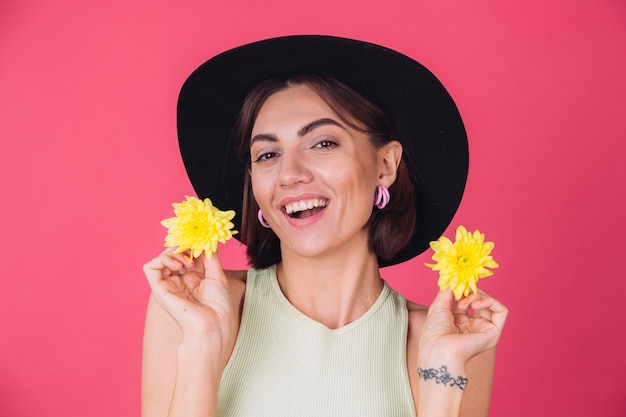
161, 195, 238, 259
425, 225, 499, 298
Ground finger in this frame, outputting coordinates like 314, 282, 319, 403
160, 247, 196, 268
143, 255, 173, 291
469, 305, 493, 321
452, 292, 482, 315
427, 289, 453, 317
160, 246, 178, 255
202, 250, 228, 286
158, 252, 190, 273
472, 296, 508, 330
143, 251, 190, 291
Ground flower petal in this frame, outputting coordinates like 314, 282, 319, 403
161, 195, 238, 259
425, 226, 499, 294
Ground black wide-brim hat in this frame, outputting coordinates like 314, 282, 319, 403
177, 35, 468, 267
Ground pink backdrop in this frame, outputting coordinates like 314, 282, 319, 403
1, 0, 625, 415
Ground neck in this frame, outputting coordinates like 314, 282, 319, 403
276, 249, 384, 330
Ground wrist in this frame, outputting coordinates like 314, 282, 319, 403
177, 334, 224, 378
416, 350, 468, 417
417, 364, 468, 391
417, 345, 468, 394
418, 345, 466, 374
178, 331, 215, 348
170, 339, 221, 416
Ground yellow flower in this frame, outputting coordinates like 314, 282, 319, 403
161, 196, 238, 259
425, 225, 499, 298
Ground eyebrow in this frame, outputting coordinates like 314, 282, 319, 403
298, 118, 345, 136
250, 118, 346, 146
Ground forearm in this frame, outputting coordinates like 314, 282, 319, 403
168, 337, 222, 417
417, 351, 467, 417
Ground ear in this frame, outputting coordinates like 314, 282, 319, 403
377, 140, 403, 187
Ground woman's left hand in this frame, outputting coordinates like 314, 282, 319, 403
419, 289, 508, 366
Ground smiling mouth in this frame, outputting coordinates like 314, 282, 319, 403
284, 199, 329, 219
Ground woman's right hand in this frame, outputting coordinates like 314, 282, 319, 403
142, 248, 236, 359
143, 248, 238, 416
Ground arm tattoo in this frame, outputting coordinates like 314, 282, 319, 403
417, 365, 468, 391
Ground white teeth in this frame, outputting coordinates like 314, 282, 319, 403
285, 199, 328, 215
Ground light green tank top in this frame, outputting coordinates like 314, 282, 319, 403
217, 266, 416, 417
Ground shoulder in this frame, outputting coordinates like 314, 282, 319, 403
405, 299, 428, 348
225, 268, 248, 283
403, 298, 428, 413
406, 299, 428, 336
405, 299, 428, 378
224, 269, 248, 324
224, 268, 247, 306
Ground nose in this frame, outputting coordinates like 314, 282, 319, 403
278, 150, 312, 188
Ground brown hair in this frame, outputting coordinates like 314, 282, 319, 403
234, 72, 415, 269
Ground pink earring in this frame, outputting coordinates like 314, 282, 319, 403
257, 209, 271, 228
374, 185, 390, 209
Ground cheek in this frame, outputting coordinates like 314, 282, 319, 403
250, 172, 272, 205
332, 159, 378, 192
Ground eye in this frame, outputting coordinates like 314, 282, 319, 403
314, 139, 337, 149
253, 151, 279, 163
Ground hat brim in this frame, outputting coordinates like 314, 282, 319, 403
177, 35, 468, 267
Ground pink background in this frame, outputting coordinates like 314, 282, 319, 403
1, 0, 625, 415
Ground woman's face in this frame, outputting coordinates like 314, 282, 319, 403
249, 84, 386, 262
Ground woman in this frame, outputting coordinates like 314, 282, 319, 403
142, 36, 507, 417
